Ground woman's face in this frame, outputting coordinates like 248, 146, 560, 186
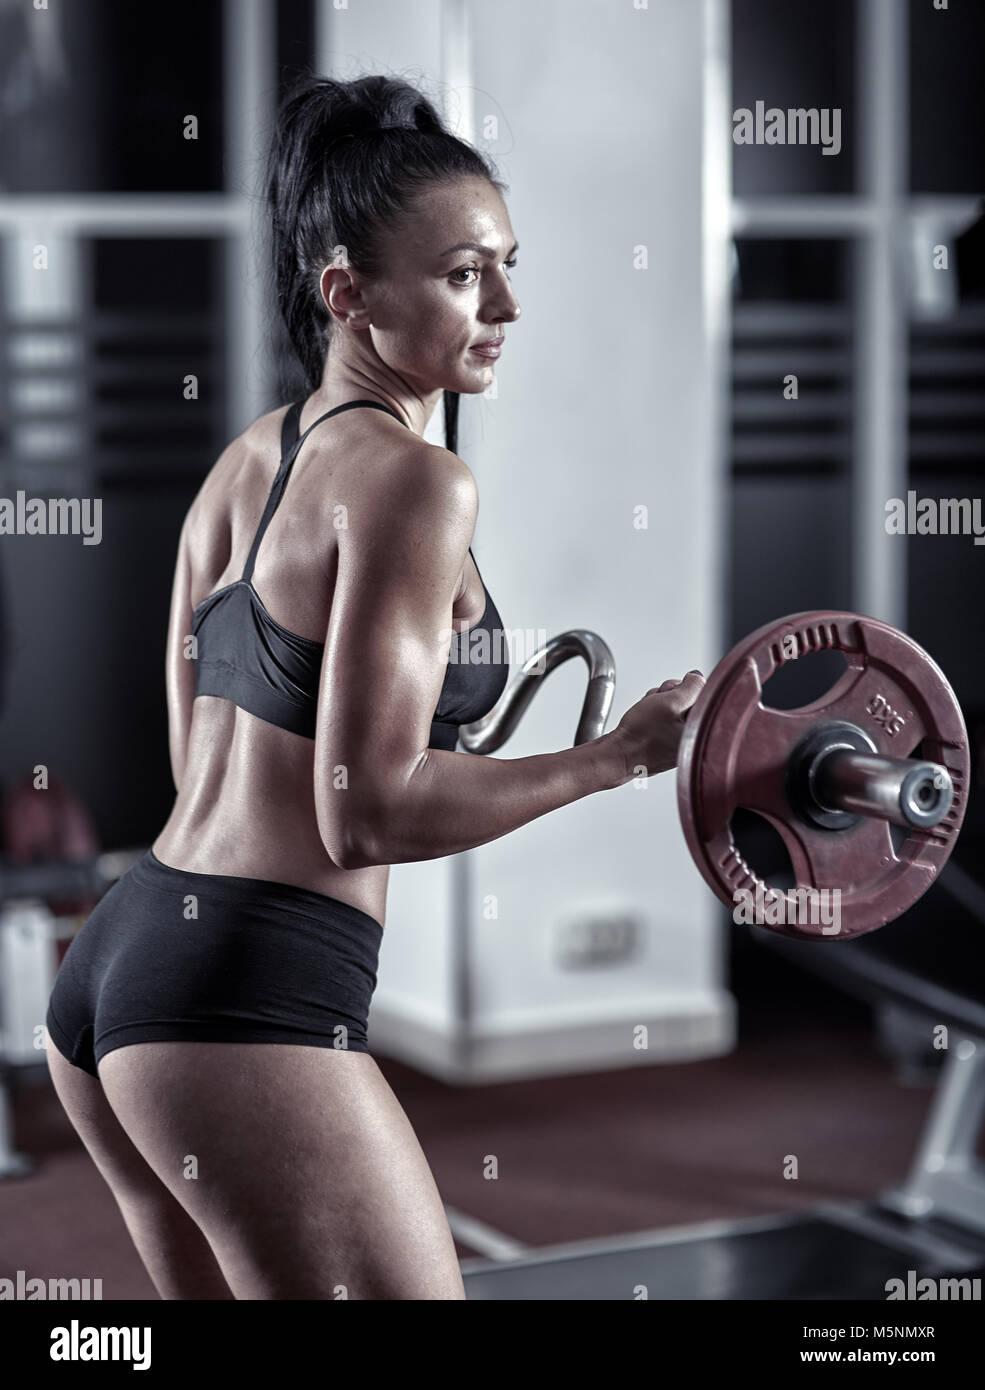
330, 176, 521, 396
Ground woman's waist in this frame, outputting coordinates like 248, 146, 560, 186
151, 816, 389, 929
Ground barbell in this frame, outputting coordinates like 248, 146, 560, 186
462, 610, 969, 942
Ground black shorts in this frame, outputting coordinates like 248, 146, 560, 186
46, 849, 383, 1078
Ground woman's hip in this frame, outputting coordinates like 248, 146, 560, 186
47, 850, 385, 1073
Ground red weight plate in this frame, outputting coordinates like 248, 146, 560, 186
677, 612, 969, 941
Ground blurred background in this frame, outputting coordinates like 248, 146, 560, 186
0, 0, 983, 1299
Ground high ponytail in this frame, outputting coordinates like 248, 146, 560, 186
264, 72, 504, 455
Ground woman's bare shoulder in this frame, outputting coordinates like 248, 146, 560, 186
184, 405, 285, 520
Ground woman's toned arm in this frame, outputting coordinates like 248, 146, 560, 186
313, 440, 638, 870
378, 726, 630, 866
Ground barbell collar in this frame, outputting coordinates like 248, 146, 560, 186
812, 749, 953, 830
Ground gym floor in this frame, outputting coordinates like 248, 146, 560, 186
1, 957, 958, 1299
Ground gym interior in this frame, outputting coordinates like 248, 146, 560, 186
0, 0, 983, 1304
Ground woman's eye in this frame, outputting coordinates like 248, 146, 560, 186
450, 259, 518, 286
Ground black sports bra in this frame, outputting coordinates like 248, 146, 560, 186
191, 399, 510, 752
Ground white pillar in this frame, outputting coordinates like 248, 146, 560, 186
223, 0, 276, 435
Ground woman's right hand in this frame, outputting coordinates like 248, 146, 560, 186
612, 671, 706, 782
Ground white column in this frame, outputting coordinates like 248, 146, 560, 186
704, 0, 732, 647
223, 0, 276, 435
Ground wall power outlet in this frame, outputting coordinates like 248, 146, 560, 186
553, 911, 642, 970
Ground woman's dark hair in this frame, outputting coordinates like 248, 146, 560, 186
265, 72, 506, 456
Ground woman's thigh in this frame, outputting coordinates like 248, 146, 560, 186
96, 1041, 465, 1300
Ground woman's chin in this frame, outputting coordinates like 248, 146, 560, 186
454, 362, 497, 394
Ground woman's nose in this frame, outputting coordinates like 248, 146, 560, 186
497, 293, 521, 324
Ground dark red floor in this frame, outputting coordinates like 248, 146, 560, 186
0, 1012, 936, 1299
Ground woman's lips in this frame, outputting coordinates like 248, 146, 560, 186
469, 341, 502, 359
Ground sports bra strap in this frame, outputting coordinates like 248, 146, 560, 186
241, 398, 405, 584
279, 399, 303, 461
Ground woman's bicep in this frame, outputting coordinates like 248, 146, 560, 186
313, 451, 477, 867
